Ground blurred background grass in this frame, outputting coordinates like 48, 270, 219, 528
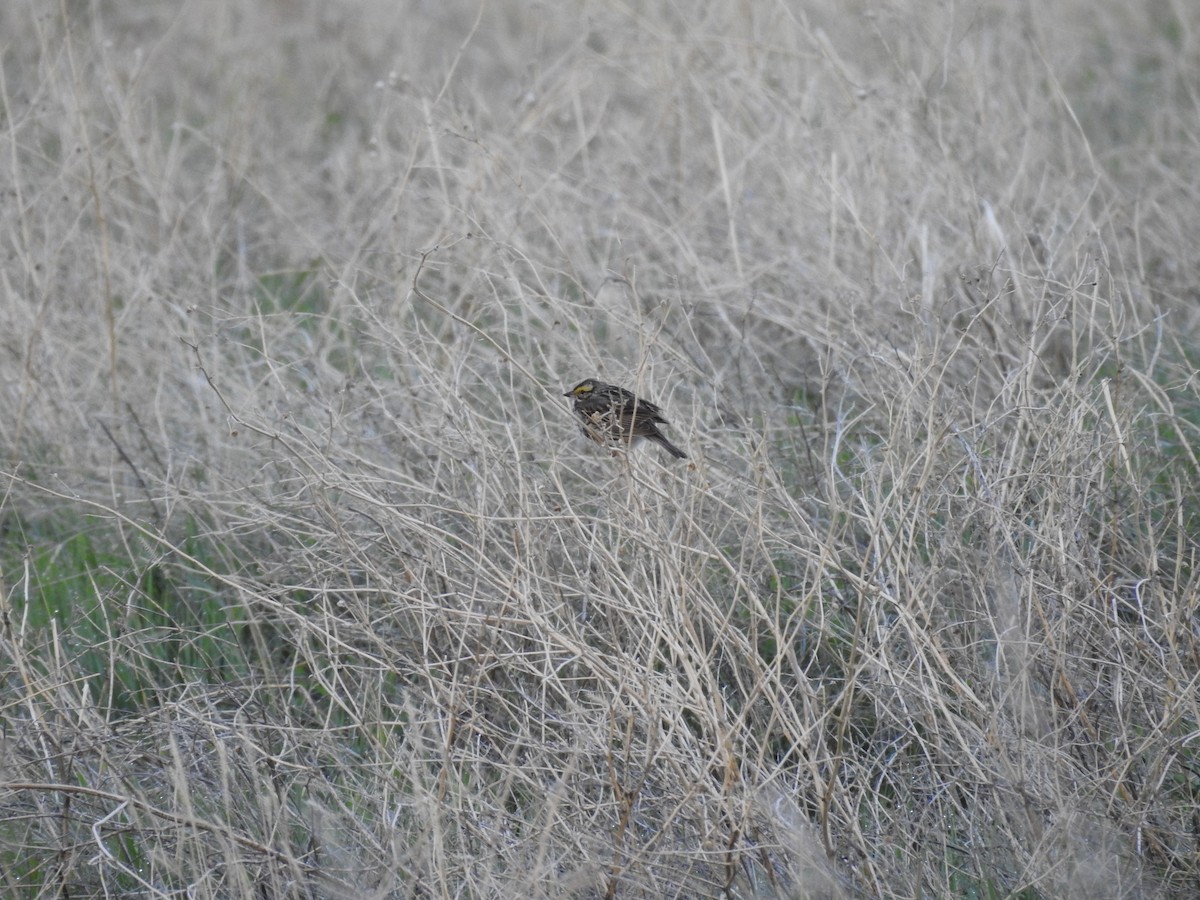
2, 1, 1199, 897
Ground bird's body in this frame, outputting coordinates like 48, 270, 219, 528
563, 379, 687, 459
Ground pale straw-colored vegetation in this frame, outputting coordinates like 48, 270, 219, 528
2, 1, 1199, 897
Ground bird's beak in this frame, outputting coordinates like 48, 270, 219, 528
563, 390, 573, 397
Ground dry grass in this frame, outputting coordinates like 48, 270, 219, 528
2, 1, 1199, 897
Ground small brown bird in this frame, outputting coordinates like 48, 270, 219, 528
563, 379, 687, 459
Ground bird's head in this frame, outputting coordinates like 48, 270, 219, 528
564, 379, 598, 398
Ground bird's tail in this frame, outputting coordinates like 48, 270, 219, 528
651, 432, 688, 459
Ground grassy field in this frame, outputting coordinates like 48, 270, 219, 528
2, 1, 1199, 897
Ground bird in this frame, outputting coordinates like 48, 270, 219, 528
563, 379, 687, 459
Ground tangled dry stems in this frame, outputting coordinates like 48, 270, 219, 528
2, 1, 1199, 897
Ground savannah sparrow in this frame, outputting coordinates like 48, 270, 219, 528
563, 379, 687, 459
